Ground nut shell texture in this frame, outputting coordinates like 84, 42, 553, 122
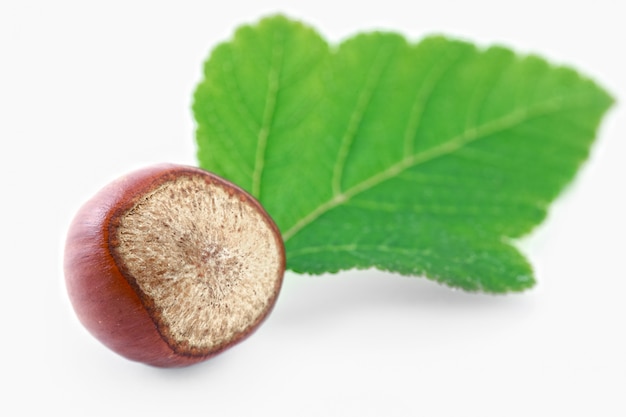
64, 164, 285, 367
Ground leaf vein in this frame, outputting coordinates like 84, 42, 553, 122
403, 48, 467, 157
252, 31, 284, 198
289, 243, 433, 258
331, 41, 397, 196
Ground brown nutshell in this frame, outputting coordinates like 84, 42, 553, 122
64, 164, 285, 367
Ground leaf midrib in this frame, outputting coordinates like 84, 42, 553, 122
282, 96, 591, 242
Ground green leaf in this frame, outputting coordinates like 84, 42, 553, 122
193, 15, 613, 293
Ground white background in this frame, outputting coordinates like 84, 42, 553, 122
2, 1, 625, 416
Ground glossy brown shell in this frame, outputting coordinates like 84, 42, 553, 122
64, 164, 285, 367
